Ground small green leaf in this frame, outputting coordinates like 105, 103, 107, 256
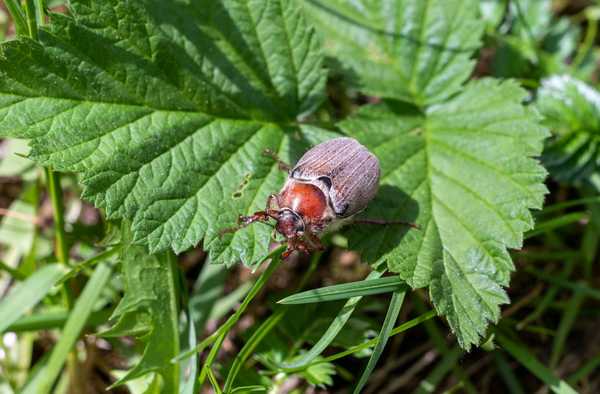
0, 0, 328, 265
0, 264, 66, 334
278, 276, 407, 304
538, 75, 600, 185
303, 0, 484, 107
342, 79, 548, 349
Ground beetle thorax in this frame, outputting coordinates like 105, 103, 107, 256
275, 180, 333, 235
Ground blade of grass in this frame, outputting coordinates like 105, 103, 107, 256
540, 196, 600, 215
525, 212, 587, 239
414, 347, 462, 394
223, 253, 321, 392
0, 260, 26, 280
0, 264, 67, 334
493, 351, 525, 394
277, 276, 407, 305
517, 259, 576, 330
285, 310, 436, 373
550, 291, 585, 368
3, 0, 28, 35
197, 252, 284, 386
567, 355, 600, 384
525, 267, 600, 300
173, 246, 285, 363
279, 270, 384, 370
353, 289, 405, 394
496, 332, 578, 394
21, 262, 113, 394
413, 294, 476, 394
7, 308, 112, 332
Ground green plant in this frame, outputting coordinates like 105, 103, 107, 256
0, 0, 598, 393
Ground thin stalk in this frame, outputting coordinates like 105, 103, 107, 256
572, 18, 597, 70
223, 252, 321, 392
24, 2, 78, 387
24, 0, 38, 40
34, 0, 45, 24
3, 0, 28, 36
283, 310, 436, 374
196, 250, 284, 386
45, 168, 70, 267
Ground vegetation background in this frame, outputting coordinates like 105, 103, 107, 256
0, 0, 599, 393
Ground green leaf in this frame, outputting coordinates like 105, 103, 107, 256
302, 0, 484, 107
537, 75, 600, 185
0, 0, 327, 266
0, 264, 66, 334
101, 238, 180, 391
341, 79, 548, 349
278, 276, 407, 305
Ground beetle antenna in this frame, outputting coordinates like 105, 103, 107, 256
263, 149, 291, 172
354, 218, 420, 230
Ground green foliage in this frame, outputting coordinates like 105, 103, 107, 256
538, 75, 600, 186
101, 233, 181, 391
4, 0, 600, 392
303, 0, 484, 107
342, 80, 548, 349
0, 0, 328, 266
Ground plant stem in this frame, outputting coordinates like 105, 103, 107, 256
572, 17, 597, 70
45, 168, 70, 267
24, 0, 38, 40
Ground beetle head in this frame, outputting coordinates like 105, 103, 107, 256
276, 209, 305, 238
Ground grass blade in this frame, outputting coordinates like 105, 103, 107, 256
525, 212, 587, 239
550, 291, 585, 368
494, 351, 525, 394
353, 289, 405, 394
496, 332, 578, 394
277, 276, 407, 305
0, 264, 66, 334
279, 270, 384, 370
21, 262, 113, 394
7, 309, 111, 332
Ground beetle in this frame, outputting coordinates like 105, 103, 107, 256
222, 137, 416, 259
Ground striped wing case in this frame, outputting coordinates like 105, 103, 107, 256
291, 137, 380, 217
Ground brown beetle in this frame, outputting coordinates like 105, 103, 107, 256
223, 137, 415, 259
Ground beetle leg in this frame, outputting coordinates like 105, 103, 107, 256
219, 209, 278, 236
263, 149, 291, 172
306, 232, 325, 251
282, 237, 311, 259
354, 218, 420, 230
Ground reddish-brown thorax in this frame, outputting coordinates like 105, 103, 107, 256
277, 181, 328, 224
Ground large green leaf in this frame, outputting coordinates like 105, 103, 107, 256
302, 0, 483, 107
0, 0, 327, 266
341, 79, 548, 349
537, 75, 600, 185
